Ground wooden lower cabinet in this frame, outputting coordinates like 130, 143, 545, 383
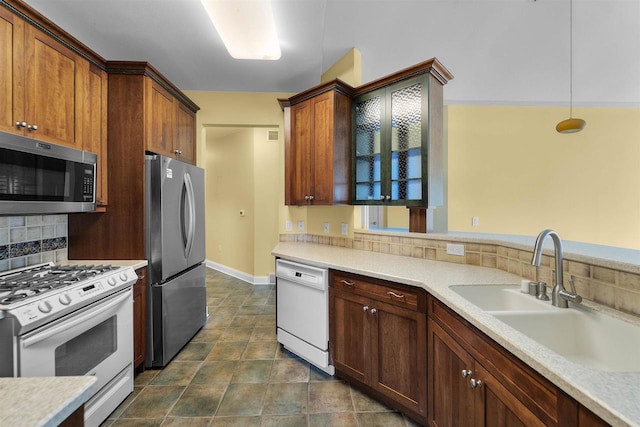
133, 267, 147, 370
329, 271, 427, 424
428, 296, 611, 427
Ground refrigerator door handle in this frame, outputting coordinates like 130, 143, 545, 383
183, 172, 196, 258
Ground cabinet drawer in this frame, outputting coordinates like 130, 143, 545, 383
331, 271, 424, 312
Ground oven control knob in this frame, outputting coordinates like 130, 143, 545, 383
107, 277, 117, 287
38, 301, 53, 313
59, 294, 72, 305
119, 272, 128, 281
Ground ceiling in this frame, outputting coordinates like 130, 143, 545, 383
21, 0, 640, 106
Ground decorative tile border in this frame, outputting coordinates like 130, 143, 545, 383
0, 215, 68, 272
280, 232, 640, 318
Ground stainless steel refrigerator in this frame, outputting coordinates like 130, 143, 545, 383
145, 154, 207, 368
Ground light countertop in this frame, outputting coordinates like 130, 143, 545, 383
273, 241, 640, 427
0, 376, 97, 427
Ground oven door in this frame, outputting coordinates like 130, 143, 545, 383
17, 288, 133, 394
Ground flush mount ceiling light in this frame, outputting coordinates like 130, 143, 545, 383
200, 0, 281, 60
556, 0, 586, 134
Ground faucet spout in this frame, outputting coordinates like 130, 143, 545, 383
531, 229, 580, 308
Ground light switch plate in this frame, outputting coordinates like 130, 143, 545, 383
285, 220, 292, 231
341, 223, 348, 235
323, 222, 330, 233
297, 220, 305, 232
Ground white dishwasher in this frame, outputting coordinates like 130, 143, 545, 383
276, 259, 334, 375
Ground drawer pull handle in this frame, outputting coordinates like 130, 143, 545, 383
340, 280, 355, 287
387, 291, 406, 300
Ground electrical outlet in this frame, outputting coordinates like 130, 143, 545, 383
297, 220, 305, 232
341, 223, 348, 235
285, 220, 292, 231
472, 216, 479, 227
323, 222, 330, 233
446, 243, 465, 256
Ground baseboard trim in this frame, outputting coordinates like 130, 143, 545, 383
205, 260, 275, 285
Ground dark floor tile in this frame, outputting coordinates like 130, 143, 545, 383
191, 327, 224, 342
169, 383, 227, 417
242, 341, 278, 360
309, 412, 358, 427
231, 360, 273, 383
216, 383, 268, 416
309, 365, 338, 382
111, 419, 163, 426
250, 327, 277, 342
213, 305, 240, 316
161, 417, 212, 426
206, 341, 247, 361
191, 361, 238, 384
220, 327, 254, 343
351, 387, 393, 412
108, 386, 143, 419
223, 294, 249, 306
150, 361, 200, 386
134, 369, 159, 386
262, 383, 308, 415
229, 315, 260, 328
204, 315, 234, 329
120, 385, 185, 419
255, 315, 276, 327
308, 381, 354, 413
173, 342, 215, 361
355, 411, 407, 427
210, 416, 261, 426
260, 414, 308, 427
269, 358, 309, 383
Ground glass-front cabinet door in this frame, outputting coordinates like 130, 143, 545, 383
353, 75, 428, 205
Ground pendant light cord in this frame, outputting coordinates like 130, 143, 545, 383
569, 0, 574, 118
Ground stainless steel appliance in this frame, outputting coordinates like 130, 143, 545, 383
0, 262, 137, 427
0, 130, 96, 214
145, 154, 206, 368
276, 259, 334, 375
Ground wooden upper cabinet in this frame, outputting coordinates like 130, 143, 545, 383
281, 80, 352, 205
174, 101, 196, 164
82, 65, 108, 207
145, 77, 176, 158
0, 7, 24, 135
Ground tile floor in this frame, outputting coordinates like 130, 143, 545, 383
102, 268, 421, 426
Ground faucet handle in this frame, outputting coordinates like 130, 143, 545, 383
536, 282, 550, 301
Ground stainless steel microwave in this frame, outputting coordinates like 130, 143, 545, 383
0, 130, 96, 214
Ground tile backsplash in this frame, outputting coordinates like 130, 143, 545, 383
0, 215, 68, 272
280, 231, 640, 318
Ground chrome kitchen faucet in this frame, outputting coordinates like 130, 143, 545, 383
531, 229, 582, 308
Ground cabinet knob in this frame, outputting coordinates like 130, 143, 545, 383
461, 369, 473, 378
27, 124, 38, 131
15, 121, 27, 128
363, 305, 369, 312
174, 149, 182, 155
309, 195, 314, 200
370, 308, 377, 314
385, 195, 391, 201
470, 378, 483, 389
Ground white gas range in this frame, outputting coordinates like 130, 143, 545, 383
0, 262, 137, 427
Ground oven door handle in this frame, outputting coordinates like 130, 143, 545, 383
21, 290, 131, 349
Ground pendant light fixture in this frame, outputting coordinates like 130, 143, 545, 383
556, 0, 586, 133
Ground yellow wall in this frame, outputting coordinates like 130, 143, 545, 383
448, 105, 640, 249
320, 48, 362, 86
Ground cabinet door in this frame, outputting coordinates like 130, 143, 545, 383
145, 77, 175, 157
133, 268, 147, 370
309, 91, 335, 204
288, 99, 313, 204
174, 101, 196, 164
353, 90, 385, 202
330, 288, 370, 383
371, 299, 427, 418
428, 319, 476, 427
474, 363, 546, 427
24, 24, 82, 148
83, 64, 108, 207
0, 7, 24, 135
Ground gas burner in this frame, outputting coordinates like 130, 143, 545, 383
0, 263, 118, 306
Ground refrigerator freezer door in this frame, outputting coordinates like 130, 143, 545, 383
149, 263, 206, 367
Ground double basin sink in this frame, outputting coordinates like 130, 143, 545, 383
450, 284, 640, 372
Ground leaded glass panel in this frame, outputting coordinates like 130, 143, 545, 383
354, 95, 383, 201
